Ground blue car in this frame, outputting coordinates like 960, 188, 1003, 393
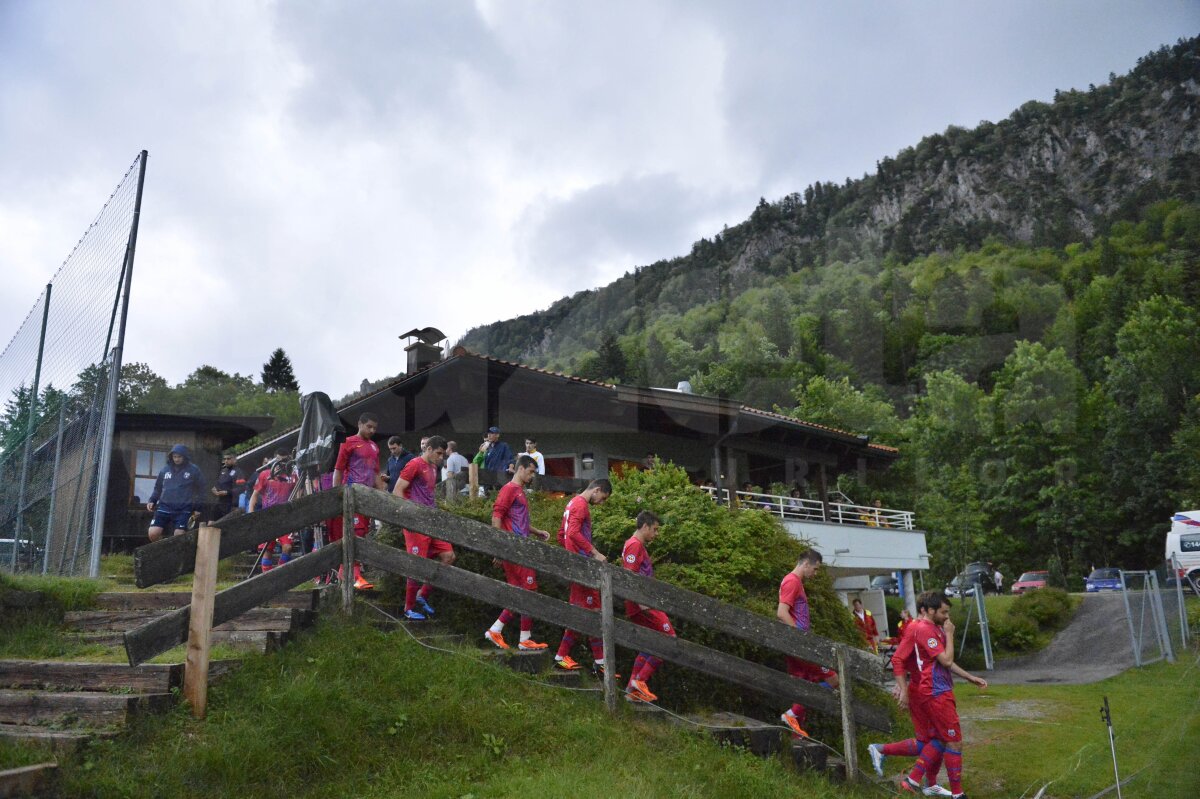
1086, 567, 1122, 592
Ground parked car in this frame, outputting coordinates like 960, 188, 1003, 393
945, 574, 965, 598
963, 561, 999, 594
869, 575, 899, 596
0, 538, 42, 569
1011, 570, 1050, 595
1086, 567, 1123, 592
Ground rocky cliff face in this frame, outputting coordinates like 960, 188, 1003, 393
461, 39, 1200, 365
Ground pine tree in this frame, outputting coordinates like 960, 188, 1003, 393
261, 348, 300, 393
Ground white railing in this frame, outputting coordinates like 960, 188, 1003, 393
700, 487, 915, 530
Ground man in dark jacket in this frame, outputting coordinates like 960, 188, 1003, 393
147, 444, 207, 541
211, 452, 248, 518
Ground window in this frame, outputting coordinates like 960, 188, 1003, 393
544, 456, 576, 478
132, 448, 169, 504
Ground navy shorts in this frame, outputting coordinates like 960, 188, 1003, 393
151, 507, 192, 532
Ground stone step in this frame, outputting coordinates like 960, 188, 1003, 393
0, 723, 115, 753
0, 690, 172, 728
64, 607, 313, 633
477, 648, 551, 675
0, 761, 58, 799
92, 589, 320, 611
667, 711, 784, 757
0, 661, 183, 693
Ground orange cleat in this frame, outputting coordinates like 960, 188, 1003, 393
353, 577, 374, 591
484, 630, 510, 650
554, 656, 582, 671
779, 712, 809, 738
518, 639, 548, 650
627, 679, 657, 702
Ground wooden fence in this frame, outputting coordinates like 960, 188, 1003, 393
125, 483, 890, 776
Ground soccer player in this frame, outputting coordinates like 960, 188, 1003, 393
393, 435, 455, 620
621, 510, 676, 703
484, 455, 551, 650
777, 548, 839, 738
890, 591, 986, 798
552, 479, 611, 672
331, 413, 385, 590
146, 444, 206, 542
248, 447, 296, 572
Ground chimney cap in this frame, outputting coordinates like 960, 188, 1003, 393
399, 327, 446, 345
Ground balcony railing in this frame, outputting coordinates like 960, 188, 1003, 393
701, 487, 914, 531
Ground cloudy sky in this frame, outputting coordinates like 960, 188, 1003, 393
0, 1, 1195, 397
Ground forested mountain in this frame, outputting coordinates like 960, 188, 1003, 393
459, 38, 1200, 579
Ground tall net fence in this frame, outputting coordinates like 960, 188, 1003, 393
1156, 558, 1191, 653
0, 151, 147, 576
1119, 570, 1174, 667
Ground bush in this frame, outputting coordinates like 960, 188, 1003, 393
1010, 587, 1073, 630
990, 612, 1039, 651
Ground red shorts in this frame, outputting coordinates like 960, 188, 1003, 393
404, 530, 454, 559
924, 692, 961, 745
626, 605, 676, 637
569, 582, 600, 609
327, 513, 369, 543
502, 561, 538, 591
785, 657, 836, 684
258, 534, 293, 550
908, 690, 934, 740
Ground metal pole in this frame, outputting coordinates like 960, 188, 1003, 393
10, 284, 51, 572
975, 585, 994, 671
87, 150, 147, 578
1118, 571, 1141, 668
1147, 572, 1173, 663
1173, 556, 1189, 645
41, 401, 67, 575
1100, 696, 1122, 799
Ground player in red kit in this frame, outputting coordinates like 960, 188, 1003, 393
331, 413, 385, 590
621, 510, 676, 703
553, 479, 611, 672
393, 435, 455, 620
248, 447, 296, 572
887, 591, 986, 798
777, 548, 839, 738
484, 455, 552, 650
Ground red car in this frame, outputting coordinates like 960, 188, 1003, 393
1011, 570, 1049, 594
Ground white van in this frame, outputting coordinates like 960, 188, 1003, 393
1165, 510, 1200, 585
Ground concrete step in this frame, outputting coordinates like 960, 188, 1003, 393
0, 761, 58, 799
666, 711, 784, 757
477, 648, 551, 675
72, 630, 288, 654
0, 690, 173, 728
0, 661, 183, 693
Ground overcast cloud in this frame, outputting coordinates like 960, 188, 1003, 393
0, 1, 1195, 396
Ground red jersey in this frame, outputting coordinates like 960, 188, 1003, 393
558, 494, 594, 556
908, 618, 954, 698
779, 572, 811, 632
622, 536, 653, 578
398, 457, 438, 507
892, 618, 921, 684
253, 468, 294, 510
334, 435, 380, 487
492, 482, 531, 537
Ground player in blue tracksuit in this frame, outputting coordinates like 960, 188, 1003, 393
146, 444, 207, 541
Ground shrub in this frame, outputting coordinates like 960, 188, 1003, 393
1010, 587, 1073, 629
990, 612, 1039, 651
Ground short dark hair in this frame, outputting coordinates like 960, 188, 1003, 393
797, 548, 823, 566
359, 412, 378, 424
525, 437, 537, 445
516, 455, 536, 470
425, 435, 447, 451
852, 598, 863, 606
916, 590, 950, 613
275, 447, 290, 458
587, 478, 612, 495
388, 436, 403, 446
635, 510, 660, 529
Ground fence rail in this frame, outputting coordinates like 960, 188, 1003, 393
125, 482, 892, 752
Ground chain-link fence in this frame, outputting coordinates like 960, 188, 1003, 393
0, 151, 147, 577
1157, 558, 1191, 654
1119, 570, 1174, 667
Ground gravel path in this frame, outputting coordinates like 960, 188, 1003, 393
985, 593, 1135, 685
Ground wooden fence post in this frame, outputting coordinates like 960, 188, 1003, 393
468, 462, 479, 499
183, 524, 220, 719
341, 486, 356, 614
836, 644, 858, 781
599, 567, 617, 714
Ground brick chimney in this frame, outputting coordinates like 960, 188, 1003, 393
400, 327, 446, 374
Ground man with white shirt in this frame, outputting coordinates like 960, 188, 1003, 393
442, 440, 470, 497
523, 438, 545, 475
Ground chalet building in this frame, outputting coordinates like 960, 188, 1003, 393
241, 343, 930, 618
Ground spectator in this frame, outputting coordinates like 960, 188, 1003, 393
785, 487, 805, 518
993, 567, 1003, 593
852, 597, 880, 654
386, 437, 415, 493
211, 452, 249, 518
523, 438, 546, 475
475, 426, 514, 475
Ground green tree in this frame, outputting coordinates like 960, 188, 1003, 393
261, 348, 300, 393
787, 376, 901, 444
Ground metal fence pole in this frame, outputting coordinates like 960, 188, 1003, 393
10, 285, 51, 572
1119, 571, 1141, 668
974, 585, 994, 671
1147, 572, 1174, 664
1173, 556, 1189, 646
41, 401, 67, 575
86, 150, 147, 578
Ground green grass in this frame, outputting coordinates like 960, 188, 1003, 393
870, 648, 1200, 798
34, 615, 880, 799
